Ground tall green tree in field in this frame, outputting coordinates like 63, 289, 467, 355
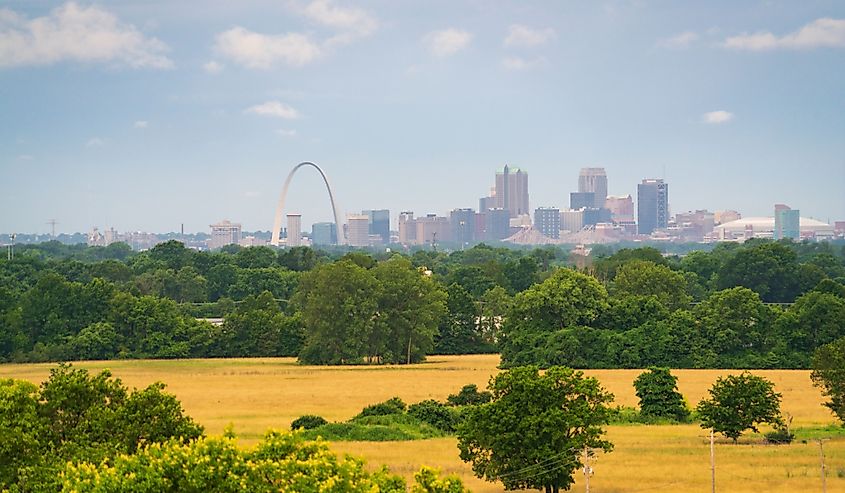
633, 367, 690, 421
294, 260, 381, 364
457, 366, 614, 493
613, 260, 691, 310
811, 336, 845, 424
697, 372, 783, 441
373, 257, 447, 364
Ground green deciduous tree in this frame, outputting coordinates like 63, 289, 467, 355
633, 367, 690, 421
457, 366, 614, 493
717, 242, 799, 302
694, 287, 775, 366
810, 336, 845, 424
613, 260, 691, 310
697, 372, 783, 441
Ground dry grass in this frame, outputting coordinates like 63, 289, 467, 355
2, 355, 843, 492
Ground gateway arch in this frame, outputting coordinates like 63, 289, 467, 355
271, 162, 345, 246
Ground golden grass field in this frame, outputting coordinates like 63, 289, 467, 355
1, 354, 843, 492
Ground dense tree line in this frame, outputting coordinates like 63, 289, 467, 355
0, 238, 843, 367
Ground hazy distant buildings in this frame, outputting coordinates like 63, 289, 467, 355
286, 214, 302, 247
569, 192, 595, 211
450, 208, 475, 246
774, 204, 800, 240
674, 210, 715, 241
534, 207, 560, 239
364, 209, 390, 244
346, 214, 370, 247
485, 208, 511, 241
416, 214, 450, 246
494, 165, 530, 218
578, 167, 608, 209
311, 222, 337, 246
398, 211, 416, 244
714, 210, 742, 225
637, 179, 669, 235
560, 209, 584, 233
605, 195, 634, 222
209, 220, 241, 250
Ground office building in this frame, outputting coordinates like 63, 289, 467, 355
346, 214, 370, 247
364, 209, 390, 244
582, 208, 612, 227
714, 210, 742, 225
560, 209, 584, 233
570, 192, 596, 211
312, 222, 337, 246
450, 208, 476, 246
534, 207, 560, 239
605, 195, 634, 222
486, 208, 512, 241
578, 167, 608, 209
494, 165, 530, 218
415, 214, 450, 246
774, 204, 800, 240
637, 179, 669, 235
209, 220, 242, 250
398, 211, 416, 244
286, 214, 302, 247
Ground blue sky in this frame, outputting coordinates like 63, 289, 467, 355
1, 0, 844, 234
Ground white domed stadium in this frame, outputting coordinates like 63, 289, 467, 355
713, 216, 834, 241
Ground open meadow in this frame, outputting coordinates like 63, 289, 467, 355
2, 354, 843, 492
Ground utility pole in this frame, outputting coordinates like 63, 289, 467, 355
583, 445, 591, 493
710, 430, 716, 493
818, 439, 828, 493
7, 234, 16, 261
46, 219, 58, 238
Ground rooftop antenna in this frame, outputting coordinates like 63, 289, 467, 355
46, 219, 58, 238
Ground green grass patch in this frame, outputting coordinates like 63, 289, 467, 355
792, 423, 845, 441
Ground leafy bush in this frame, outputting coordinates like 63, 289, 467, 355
302, 414, 444, 441
447, 384, 492, 406
765, 426, 795, 444
358, 397, 407, 417
408, 400, 462, 433
291, 414, 328, 430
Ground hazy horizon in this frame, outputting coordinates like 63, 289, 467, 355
2, 1, 844, 235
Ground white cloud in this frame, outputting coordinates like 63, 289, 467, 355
245, 101, 300, 119
0, 2, 172, 68
215, 27, 321, 69
501, 56, 547, 71
658, 31, 699, 49
17, 154, 34, 161
723, 18, 845, 51
702, 110, 734, 124
504, 25, 555, 47
300, 0, 377, 44
424, 28, 472, 57
203, 60, 224, 74
85, 137, 105, 148
134, 120, 148, 129
276, 129, 298, 137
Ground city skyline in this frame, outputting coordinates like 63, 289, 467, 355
2, 1, 845, 234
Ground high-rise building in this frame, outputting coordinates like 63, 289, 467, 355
570, 192, 596, 210
534, 207, 560, 239
398, 211, 416, 244
286, 214, 302, 247
560, 209, 584, 233
346, 214, 370, 247
605, 195, 634, 222
416, 214, 450, 246
312, 222, 337, 246
209, 220, 242, 250
637, 179, 669, 235
578, 168, 608, 209
494, 165, 529, 218
485, 208, 511, 241
774, 204, 800, 240
364, 209, 390, 244
450, 208, 475, 247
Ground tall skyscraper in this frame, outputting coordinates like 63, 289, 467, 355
578, 167, 608, 209
286, 214, 302, 247
346, 214, 370, 247
364, 209, 390, 244
774, 204, 800, 240
637, 179, 669, 235
494, 165, 529, 218
450, 208, 475, 247
209, 220, 241, 250
312, 222, 337, 245
534, 207, 560, 239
